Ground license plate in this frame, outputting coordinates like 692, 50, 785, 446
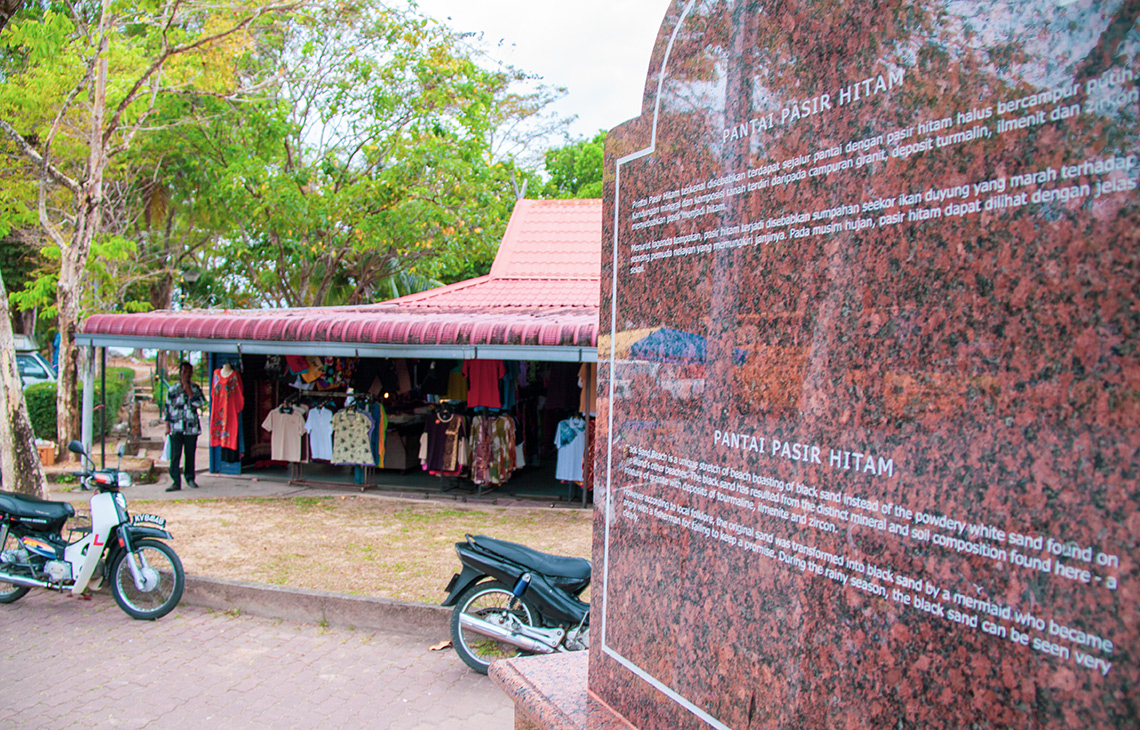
131, 513, 167, 529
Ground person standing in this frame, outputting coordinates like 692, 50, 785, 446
165, 361, 206, 491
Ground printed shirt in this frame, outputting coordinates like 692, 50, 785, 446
166, 382, 206, 436
331, 409, 374, 465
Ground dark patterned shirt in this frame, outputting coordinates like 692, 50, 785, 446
166, 382, 206, 436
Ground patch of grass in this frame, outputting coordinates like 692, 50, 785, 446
290, 496, 333, 511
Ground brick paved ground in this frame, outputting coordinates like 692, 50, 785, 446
0, 589, 512, 729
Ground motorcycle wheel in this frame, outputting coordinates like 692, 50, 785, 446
0, 532, 30, 604
450, 580, 540, 675
109, 538, 185, 620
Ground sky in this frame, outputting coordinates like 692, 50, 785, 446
412, 0, 670, 142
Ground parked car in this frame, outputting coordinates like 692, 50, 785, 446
14, 335, 57, 388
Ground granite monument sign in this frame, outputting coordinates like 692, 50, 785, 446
594, 1, 1139, 728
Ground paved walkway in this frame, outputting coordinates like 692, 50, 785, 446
0, 589, 513, 729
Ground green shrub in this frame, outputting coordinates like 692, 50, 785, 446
24, 382, 57, 440
23, 367, 135, 441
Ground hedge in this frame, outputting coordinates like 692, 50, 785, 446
25, 366, 135, 441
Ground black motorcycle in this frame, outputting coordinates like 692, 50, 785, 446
442, 534, 590, 674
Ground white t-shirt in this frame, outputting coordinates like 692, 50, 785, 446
261, 406, 308, 463
555, 418, 586, 481
305, 407, 335, 461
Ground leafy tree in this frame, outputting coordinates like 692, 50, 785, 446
149, 2, 558, 308
541, 131, 605, 199
0, 0, 301, 454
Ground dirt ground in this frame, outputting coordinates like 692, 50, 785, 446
61, 356, 594, 604
119, 495, 594, 604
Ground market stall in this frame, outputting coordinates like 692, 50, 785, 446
77, 199, 601, 501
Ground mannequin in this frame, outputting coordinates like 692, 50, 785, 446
211, 360, 245, 456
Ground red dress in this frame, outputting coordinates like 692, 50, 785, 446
210, 368, 245, 450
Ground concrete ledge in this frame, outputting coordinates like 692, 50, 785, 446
182, 574, 451, 639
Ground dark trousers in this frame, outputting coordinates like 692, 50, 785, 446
169, 433, 198, 487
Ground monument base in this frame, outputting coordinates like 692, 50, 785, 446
490, 653, 635, 730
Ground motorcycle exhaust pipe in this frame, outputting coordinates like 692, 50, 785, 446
0, 571, 52, 590
458, 614, 556, 654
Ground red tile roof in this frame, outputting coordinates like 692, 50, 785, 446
489, 198, 602, 279
81, 199, 602, 356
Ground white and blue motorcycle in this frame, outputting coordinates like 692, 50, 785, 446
0, 441, 184, 619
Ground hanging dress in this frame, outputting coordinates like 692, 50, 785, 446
210, 368, 245, 451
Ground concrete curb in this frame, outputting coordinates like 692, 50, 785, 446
181, 574, 452, 639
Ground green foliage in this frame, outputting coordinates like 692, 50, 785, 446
23, 367, 135, 440
139, 1, 553, 307
0, 0, 309, 330
2, 0, 565, 320
23, 381, 57, 440
9, 235, 149, 318
542, 131, 605, 199
0, 236, 41, 304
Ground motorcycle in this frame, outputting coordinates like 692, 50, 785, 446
442, 534, 590, 674
0, 440, 185, 620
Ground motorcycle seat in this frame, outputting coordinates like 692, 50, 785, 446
0, 490, 76, 528
470, 534, 591, 580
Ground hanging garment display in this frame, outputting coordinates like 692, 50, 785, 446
420, 412, 468, 474
577, 363, 597, 415
301, 356, 325, 383
368, 401, 388, 467
500, 361, 520, 409
463, 360, 505, 409
261, 404, 308, 462
331, 408, 374, 465
583, 417, 595, 491
210, 366, 245, 451
305, 405, 336, 461
420, 360, 454, 397
446, 365, 468, 402
544, 362, 580, 410
471, 414, 517, 486
555, 416, 587, 482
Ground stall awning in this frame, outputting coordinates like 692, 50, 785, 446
79, 199, 603, 362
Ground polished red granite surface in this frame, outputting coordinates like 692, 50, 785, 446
594, 1, 1139, 729
490, 653, 635, 730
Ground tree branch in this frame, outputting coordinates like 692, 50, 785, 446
0, 118, 80, 194
104, 0, 304, 146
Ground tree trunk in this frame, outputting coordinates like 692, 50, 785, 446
0, 0, 23, 34
55, 248, 83, 460
55, 55, 109, 460
0, 268, 47, 497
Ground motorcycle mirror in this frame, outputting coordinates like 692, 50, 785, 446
67, 440, 86, 456
117, 443, 126, 458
